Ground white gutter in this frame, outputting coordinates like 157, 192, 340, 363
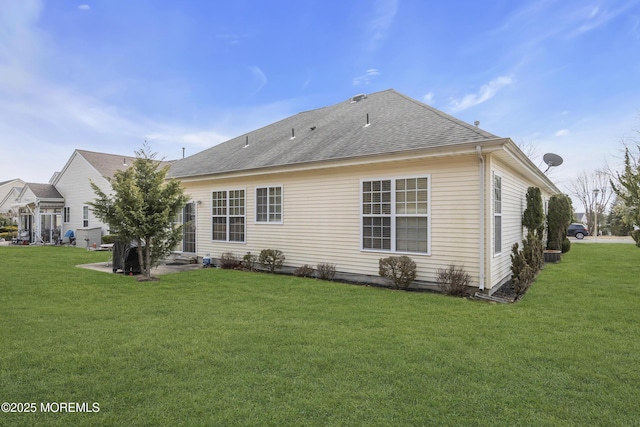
476, 145, 485, 291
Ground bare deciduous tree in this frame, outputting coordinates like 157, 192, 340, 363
568, 169, 614, 236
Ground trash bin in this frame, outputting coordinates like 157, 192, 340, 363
112, 241, 142, 274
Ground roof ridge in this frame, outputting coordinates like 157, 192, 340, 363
390, 90, 498, 139
76, 149, 133, 158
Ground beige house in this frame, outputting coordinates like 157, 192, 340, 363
169, 89, 559, 292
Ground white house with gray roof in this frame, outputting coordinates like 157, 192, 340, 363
50, 149, 138, 245
171, 89, 559, 292
0, 178, 25, 218
14, 183, 65, 244
12, 150, 138, 246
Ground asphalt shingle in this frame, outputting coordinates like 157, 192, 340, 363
169, 89, 500, 178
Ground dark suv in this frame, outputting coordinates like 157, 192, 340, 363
567, 223, 589, 239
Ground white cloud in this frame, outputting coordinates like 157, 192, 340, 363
555, 129, 570, 137
422, 92, 435, 105
78, 4, 90, 11
367, 0, 398, 50
352, 69, 380, 86
449, 76, 514, 112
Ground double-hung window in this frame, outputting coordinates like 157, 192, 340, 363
63, 207, 70, 223
362, 176, 429, 254
494, 174, 502, 255
256, 186, 282, 223
212, 189, 245, 242
82, 206, 89, 227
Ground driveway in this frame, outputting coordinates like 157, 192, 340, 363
571, 236, 635, 244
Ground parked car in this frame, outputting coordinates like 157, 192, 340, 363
567, 223, 589, 239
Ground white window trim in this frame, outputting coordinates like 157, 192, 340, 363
493, 173, 502, 256
63, 206, 70, 224
254, 184, 284, 224
211, 188, 246, 244
360, 175, 431, 256
179, 200, 197, 254
82, 205, 89, 228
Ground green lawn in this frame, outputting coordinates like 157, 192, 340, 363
1, 245, 639, 426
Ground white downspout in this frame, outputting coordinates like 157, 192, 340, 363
476, 146, 485, 291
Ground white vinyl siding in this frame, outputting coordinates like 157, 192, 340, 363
179, 156, 480, 287
256, 186, 282, 223
362, 176, 429, 254
212, 189, 245, 242
52, 151, 115, 237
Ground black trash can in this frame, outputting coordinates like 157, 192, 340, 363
112, 241, 142, 274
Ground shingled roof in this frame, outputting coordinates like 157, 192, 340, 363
70, 150, 174, 181
169, 89, 500, 179
76, 150, 136, 179
24, 183, 63, 200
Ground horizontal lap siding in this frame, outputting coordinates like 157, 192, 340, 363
489, 157, 555, 289
430, 159, 481, 284
180, 155, 482, 285
54, 154, 111, 236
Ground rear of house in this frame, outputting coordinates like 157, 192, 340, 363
169, 90, 559, 292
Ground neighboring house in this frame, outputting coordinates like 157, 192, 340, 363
12, 149, 173, 246
13, 183, 65, 244
168, 89, 560, 293
0, 179, 25, 220
51, 149, 137, 243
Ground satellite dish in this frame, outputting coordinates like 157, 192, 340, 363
543, 153, 563, 173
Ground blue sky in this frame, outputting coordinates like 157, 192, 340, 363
1, 0, 639, 196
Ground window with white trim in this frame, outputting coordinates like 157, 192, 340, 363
82, 206, 89, 227
256, 186, 282, 223
494, 174, 502, 255
362, 176, 429, 253
212, 190, 245, 242
63, 207, 70, 223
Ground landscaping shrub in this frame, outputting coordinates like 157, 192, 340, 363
511, 242, 534, 297
102, 234, 118, 244
219, 252, 240, 269
294, 264, 314, 277
436, 265, 471, 297
561, 238, 571, 254
259, 249, 285, 272
316, 263, 336, 280
522, 232, 544, 273
378, 256, 416, 290
523, 187, 545, 238
546, 194, 573, 251
0, 225, 17, 233
242, 252, 258, 271
0, 231, 17, 241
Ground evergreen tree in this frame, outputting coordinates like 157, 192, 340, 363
523, 187, 545, 238
611, 145, 640, 247
89, 143, 188, 279
546, 194, 573, 251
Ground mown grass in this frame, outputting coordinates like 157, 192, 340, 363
1, 244, 639, 426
